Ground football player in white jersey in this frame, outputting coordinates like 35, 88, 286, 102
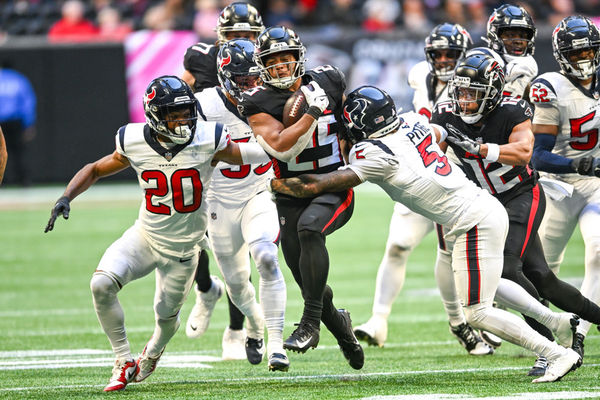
530, 15, 600, 365
270, 86, 582, 383
189, 39, 288, 371
354, 23, 496, 355
182, 2, 265, 361
485, 4, 538, 98
44, 76, 273, 392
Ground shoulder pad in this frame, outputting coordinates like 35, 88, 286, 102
529, 76, 558, 105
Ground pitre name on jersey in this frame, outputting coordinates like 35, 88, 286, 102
432, 96, 536, 203
240, 65, 346, 178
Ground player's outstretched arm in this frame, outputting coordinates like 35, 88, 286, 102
44, 151, 130, 232
270, 169, 362, 198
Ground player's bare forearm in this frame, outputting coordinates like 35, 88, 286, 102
63, 151, 130, 200
272, 169, 362, 198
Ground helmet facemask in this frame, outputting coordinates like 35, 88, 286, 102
216, 2, 264, 45
426, 48, 464, 82
449, 56, 504, 125
217, 39, 262, 102
425, 23, 471, 82
257, 49, 305, 89
255, 27, 306, 90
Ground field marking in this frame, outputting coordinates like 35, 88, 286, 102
362, 393, 600, 400
2, 364, 599, 393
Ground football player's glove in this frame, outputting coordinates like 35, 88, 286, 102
572, 156, 600, 177
446, 129, 481, 156
44, 196, 70, 233
301, 81, 329, 118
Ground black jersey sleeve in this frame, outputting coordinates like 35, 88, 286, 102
494, 97, 533, 143
183, 42, 220, 92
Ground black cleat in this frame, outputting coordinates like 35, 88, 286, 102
450, 323, 494, 355
571, 332, 585, 368
268, 352, 290, 372
527, 355, 547, 377
245, 337, 265, 365
283, 321, 320, 353
336, 309, 364, 370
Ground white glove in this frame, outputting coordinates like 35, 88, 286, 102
301, 81, 329, 114
505, 55, 538, 83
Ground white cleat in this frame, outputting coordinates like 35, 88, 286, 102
353, 315, 387, 347
103, 358, 138, 392
553, 313, 579, 348
134, 345, 164, 383
532, 348, 581, 383
222, 327, 247, 360
185, 276, 224, 339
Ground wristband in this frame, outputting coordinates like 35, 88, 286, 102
306, 106, 322, 120
485, 143, 500, 162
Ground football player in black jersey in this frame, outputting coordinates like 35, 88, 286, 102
239, 26, 364, 369
432, 52, 600, 375
181, 2, 264, 360
182, 2, 264, 92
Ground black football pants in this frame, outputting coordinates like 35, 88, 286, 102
275, 189, 354, 335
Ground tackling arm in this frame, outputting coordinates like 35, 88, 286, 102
270, 168, 362, 198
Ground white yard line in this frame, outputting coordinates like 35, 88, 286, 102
1, 363, 599, 393
362, 393, 600, 400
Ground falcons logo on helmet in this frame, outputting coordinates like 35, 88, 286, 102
343, 98, 369, 129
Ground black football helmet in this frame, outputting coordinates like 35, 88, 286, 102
217, 38, 261, 102
552, 15, 600, 80
449, 53, 505, 124
216, 2, 264, 44
144, 76, 198, 144
254, 26, 305, 89
425, 23, 472, 82
487, 4, 536, 58
342, 86, 400, 144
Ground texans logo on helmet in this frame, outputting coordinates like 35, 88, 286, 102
343, 98, 369, 129
220, 54, 232, 69
144, 88, 156, 106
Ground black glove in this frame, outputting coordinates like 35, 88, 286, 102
44, 196, 70, 233
572, 156, 600, 177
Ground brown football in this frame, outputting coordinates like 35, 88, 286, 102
282, 89, 308, 127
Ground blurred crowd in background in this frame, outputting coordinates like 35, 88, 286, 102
0, 0, 598, 42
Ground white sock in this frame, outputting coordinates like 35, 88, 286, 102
435, 249, 465, 327
372, 244, 408, 317
465, 303, 566, 361
146, 315, 180, 357
495, 278, 559, 330
90, 272, 132, 360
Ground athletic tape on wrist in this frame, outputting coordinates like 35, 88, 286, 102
485, 143, 500, 162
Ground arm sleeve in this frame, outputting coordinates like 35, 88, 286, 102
115, 125, 127, 156
532, 102, 560, 125
532, 133, 575, 173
